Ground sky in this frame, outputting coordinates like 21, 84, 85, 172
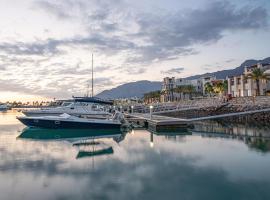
0, 0, 270, 102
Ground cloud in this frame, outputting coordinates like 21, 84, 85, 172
0, 39, 61, 56
0, 1, 268, 62
7, 1, 268, 62
32, 1, 73, 19
0, 0, 269, 98
0, 77, 88, 99
124, 66, 147, 74
225, 59, 235, 63
129, 1, 268, 64
0, 65, 6, 71
94, 66, 110, 72
93, 77, 116, 86
161, 67, 185, 75
0, 34, 136, 57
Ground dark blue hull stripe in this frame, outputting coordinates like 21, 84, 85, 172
18, 118, 121, 129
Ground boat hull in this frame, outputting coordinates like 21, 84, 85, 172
0, 106, 8, 111
22, 111, 110, 118
17, 117, 121, 129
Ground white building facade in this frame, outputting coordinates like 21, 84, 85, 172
161, 77, 176, 102
175, 78, 203, 93
227, 63, 270, 97
161, 75, 218, 102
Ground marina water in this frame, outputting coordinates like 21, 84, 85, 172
1, 110, 270, 200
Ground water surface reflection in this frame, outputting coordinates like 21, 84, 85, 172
193, 120, 270, 152
0, 111, 270, 200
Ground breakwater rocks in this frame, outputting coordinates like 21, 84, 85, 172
161, 104, 270, 125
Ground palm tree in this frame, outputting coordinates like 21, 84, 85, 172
211, 80, 228, 96
204, 82, 213, 96
213, 81, 224, 95
144, 90, 161, 103
181, 85, 195, 99
160, 90, 167, 102
152, 90, 161, 102
143, 93, 151, 104
245, 68, 270, 96
223, 80, 228, 95
173, 86, 184, 101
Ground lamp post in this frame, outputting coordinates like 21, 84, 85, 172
131, 105, 134, 113
149, 105, 153, 120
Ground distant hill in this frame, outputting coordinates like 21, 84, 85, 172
96, 57, 270, 99
96, 80, 162, 99
186, 57, 270, 80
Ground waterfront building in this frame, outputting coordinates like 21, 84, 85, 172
176, 78, 203, 93
161, 75, 218, 102
161, 77, 176, 102
227, 63, 270, 97
201, 76, 217, 95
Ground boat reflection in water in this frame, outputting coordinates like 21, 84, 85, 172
18, 127, 128, 158
76, 146, 114, 159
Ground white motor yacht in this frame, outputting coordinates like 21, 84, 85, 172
0, 103, 8, 111
22, 100, 111, 119
17, 111, 126, 129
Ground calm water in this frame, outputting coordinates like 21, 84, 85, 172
1, 110, 270, 200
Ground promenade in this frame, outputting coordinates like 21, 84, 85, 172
126, 96, 270, 131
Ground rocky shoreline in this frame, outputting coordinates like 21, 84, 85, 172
161, 103, 270, 126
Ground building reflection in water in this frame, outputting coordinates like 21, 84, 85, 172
149, 128, 192, 148
193, 120, 270, 152
146, 121, 270, 153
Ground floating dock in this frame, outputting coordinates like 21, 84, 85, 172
125, 113, 190, 132
125, 107, 270, 132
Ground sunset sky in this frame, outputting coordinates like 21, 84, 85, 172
0, 0, 270, 102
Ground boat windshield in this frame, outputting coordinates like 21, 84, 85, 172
61, 102, 73, 107
112, 112, 124, 121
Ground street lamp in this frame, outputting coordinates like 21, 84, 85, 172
131, 105, 134, 113
120, 106, 123, 112
149, 105, 153, 120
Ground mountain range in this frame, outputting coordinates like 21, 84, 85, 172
96, 80, 162, 99
96, 57, 270, 99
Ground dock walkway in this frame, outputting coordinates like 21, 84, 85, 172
125, 113, 189, 132
126, 107, 270, 131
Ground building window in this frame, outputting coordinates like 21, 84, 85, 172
237, 78, 241, 85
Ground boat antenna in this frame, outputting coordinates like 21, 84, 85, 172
91, 53, 94, 97
87, 83, 90, 97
